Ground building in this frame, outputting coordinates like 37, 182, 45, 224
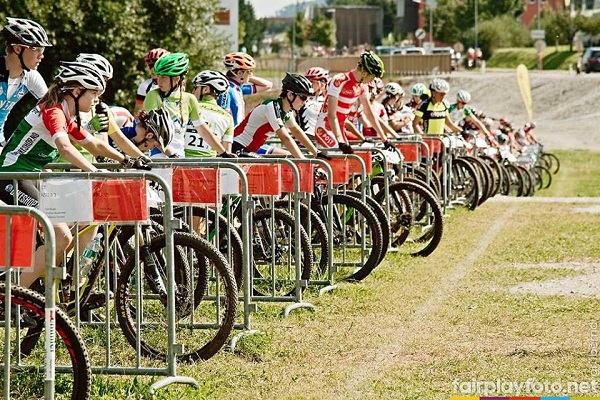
212, 0, 239, 52
318, 6, 384, 49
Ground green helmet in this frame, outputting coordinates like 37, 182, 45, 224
359, 51, 385, 78
153, 52, 189, 77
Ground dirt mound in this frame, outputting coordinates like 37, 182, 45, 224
401, 70, 600, 151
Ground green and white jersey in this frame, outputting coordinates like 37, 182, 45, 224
184, 97, 234, 158
143, 88, 206, 157
448, 102, 474, 125
0, 101, 91, 172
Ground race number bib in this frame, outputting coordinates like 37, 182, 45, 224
184, 126, 211, 152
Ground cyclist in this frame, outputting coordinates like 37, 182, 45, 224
406, 82, 428, 110
134, 48, 170, 114
314, 51, 394, 154
217, 52, 273, 126
296, 67, 329, 139
0, 61, 141, 288
106, 107, 175, 154
186, 70, 234, 157
448, 89, 491, 138
143, 52, 233, 158
232, 72, 321, 159
0, 17, 52, 146
412, 78, 461, 135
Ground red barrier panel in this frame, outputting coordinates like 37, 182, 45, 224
172, 167, 220, 205
0, 215, 36, 268
349, 152, 372, 174
326, 158, 350, 184
240, 164, 282, 196
395, 143, 419, 163
92, 179, 148, 222
281, 162, 314, 193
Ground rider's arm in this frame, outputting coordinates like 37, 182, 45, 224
444, 114, 462, 133
55, 136, 98, 171
413, 115, 423, 134
286, 117, 318, 156
194, 122, 228, 155
378, 116, 402, 139
326, 95, 345, 144
344, 120, 365, 141
79, 134, 128, 163
247, 75, 273, 93
106, 112, 147, 158
465, 115, 491, 136
276, 126, 305, 159
358, 92, 388, 142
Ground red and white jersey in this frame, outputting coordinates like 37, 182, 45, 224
233, 98, 292, 152
316, 72, 365, 130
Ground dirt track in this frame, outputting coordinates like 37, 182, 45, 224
400, 69, 600, 151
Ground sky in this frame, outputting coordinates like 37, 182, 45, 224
249, 0, 296, 18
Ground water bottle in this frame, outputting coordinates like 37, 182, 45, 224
79, 233, 103, 277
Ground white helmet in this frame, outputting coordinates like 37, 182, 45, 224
410, 83, 427, 96
385, 82, 404, 96
56, 61, 106, 92
456, 89, 471, 103
143, 108, 174, 150
2, 17, 52, 47
192, 70, 229, 94
76, 53, 113, 80
430, 78, 450, 94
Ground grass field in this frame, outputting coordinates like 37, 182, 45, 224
19, 150, 600, 399
486, 46, 581, 71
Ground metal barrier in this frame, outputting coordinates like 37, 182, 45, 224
0, 205, 58, 399
2, 170, 198, 395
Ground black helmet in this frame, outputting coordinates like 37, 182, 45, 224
282, 72, 314, 95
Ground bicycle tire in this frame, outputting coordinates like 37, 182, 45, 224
116, 231, 237, 363
251, 208, 313, 296
534, 165, 552, 189
321, 193, 384, 281
273, 200, 330, 281
373, 180, 444, 257
2, 284, 92, 400
479, 155, 503, 197
541, 152, 560, 174
451, 158, 481, 210
344, 190, 390, 266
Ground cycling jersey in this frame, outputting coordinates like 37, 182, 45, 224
136, 78, 156, 105
296, 95, 325, 136
0, 57, 48, 143
217, 80, 257, 126
233, 98, 291, 152
185, 97, 234, 157
448, 102, 474, 124
0, 101, 90, 172
143, 88, 206, 157
314, 71, 365, 148
414, 99, 449, 135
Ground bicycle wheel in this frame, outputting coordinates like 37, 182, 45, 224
1, 284, 92, 400
534, 165, 552, 189
344, 190, 390, 266
116, 232, 237, 363
541, 152, 560, 174
450, 158, 481, 210
320, 193, 384, 281
273, 200, 330, 282
251, 208, 313, 296
373, 180, 444, 257
479, 155, 503, 197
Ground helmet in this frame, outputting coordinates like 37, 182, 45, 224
76, 53, 113, 80
385, 82, 403, 96
223, 52, 256, 71
525, 121, 536, 129
143, 108, 174, 149
430, 78, 450, 93
192, 70, 229, 94
152, 52, 189, 77
456, 89, 471, 103
144, 48, 170, 68
410, 83, 427, 96
56, 61, 106, 92
282, 72, 314, 95
496, 132, 508, 145
305, 67, 329, 81
2, 17, 52, 47
358, 51, 385, 78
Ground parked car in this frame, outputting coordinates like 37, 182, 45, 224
582, 47, 600, 73
391, 46, 426, 55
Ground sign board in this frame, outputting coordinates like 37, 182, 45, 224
426, 0, 437, 8
534, 39, 546, 54
530, 29, 545, 40
415, 28, 426, 40
453, 41, 464, 54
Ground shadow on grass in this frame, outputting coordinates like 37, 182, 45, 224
543, 50, 578, 69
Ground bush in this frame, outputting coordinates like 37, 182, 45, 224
473, 15, 531, 58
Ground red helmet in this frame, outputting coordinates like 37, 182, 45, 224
305, 67, 329, 81
223, 52, 256, 71
144, 48, 170, 68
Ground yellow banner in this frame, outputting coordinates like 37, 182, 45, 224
516, 64, 533, 121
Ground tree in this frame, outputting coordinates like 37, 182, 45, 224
308, 11, 336, 48
287, 12, 310, 49
239, 0, 265, 54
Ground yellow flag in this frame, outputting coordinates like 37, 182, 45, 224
516, 64, 533, 121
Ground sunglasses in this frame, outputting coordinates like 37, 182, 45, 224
294, 93, 309, 101
13, 44, 45, 54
